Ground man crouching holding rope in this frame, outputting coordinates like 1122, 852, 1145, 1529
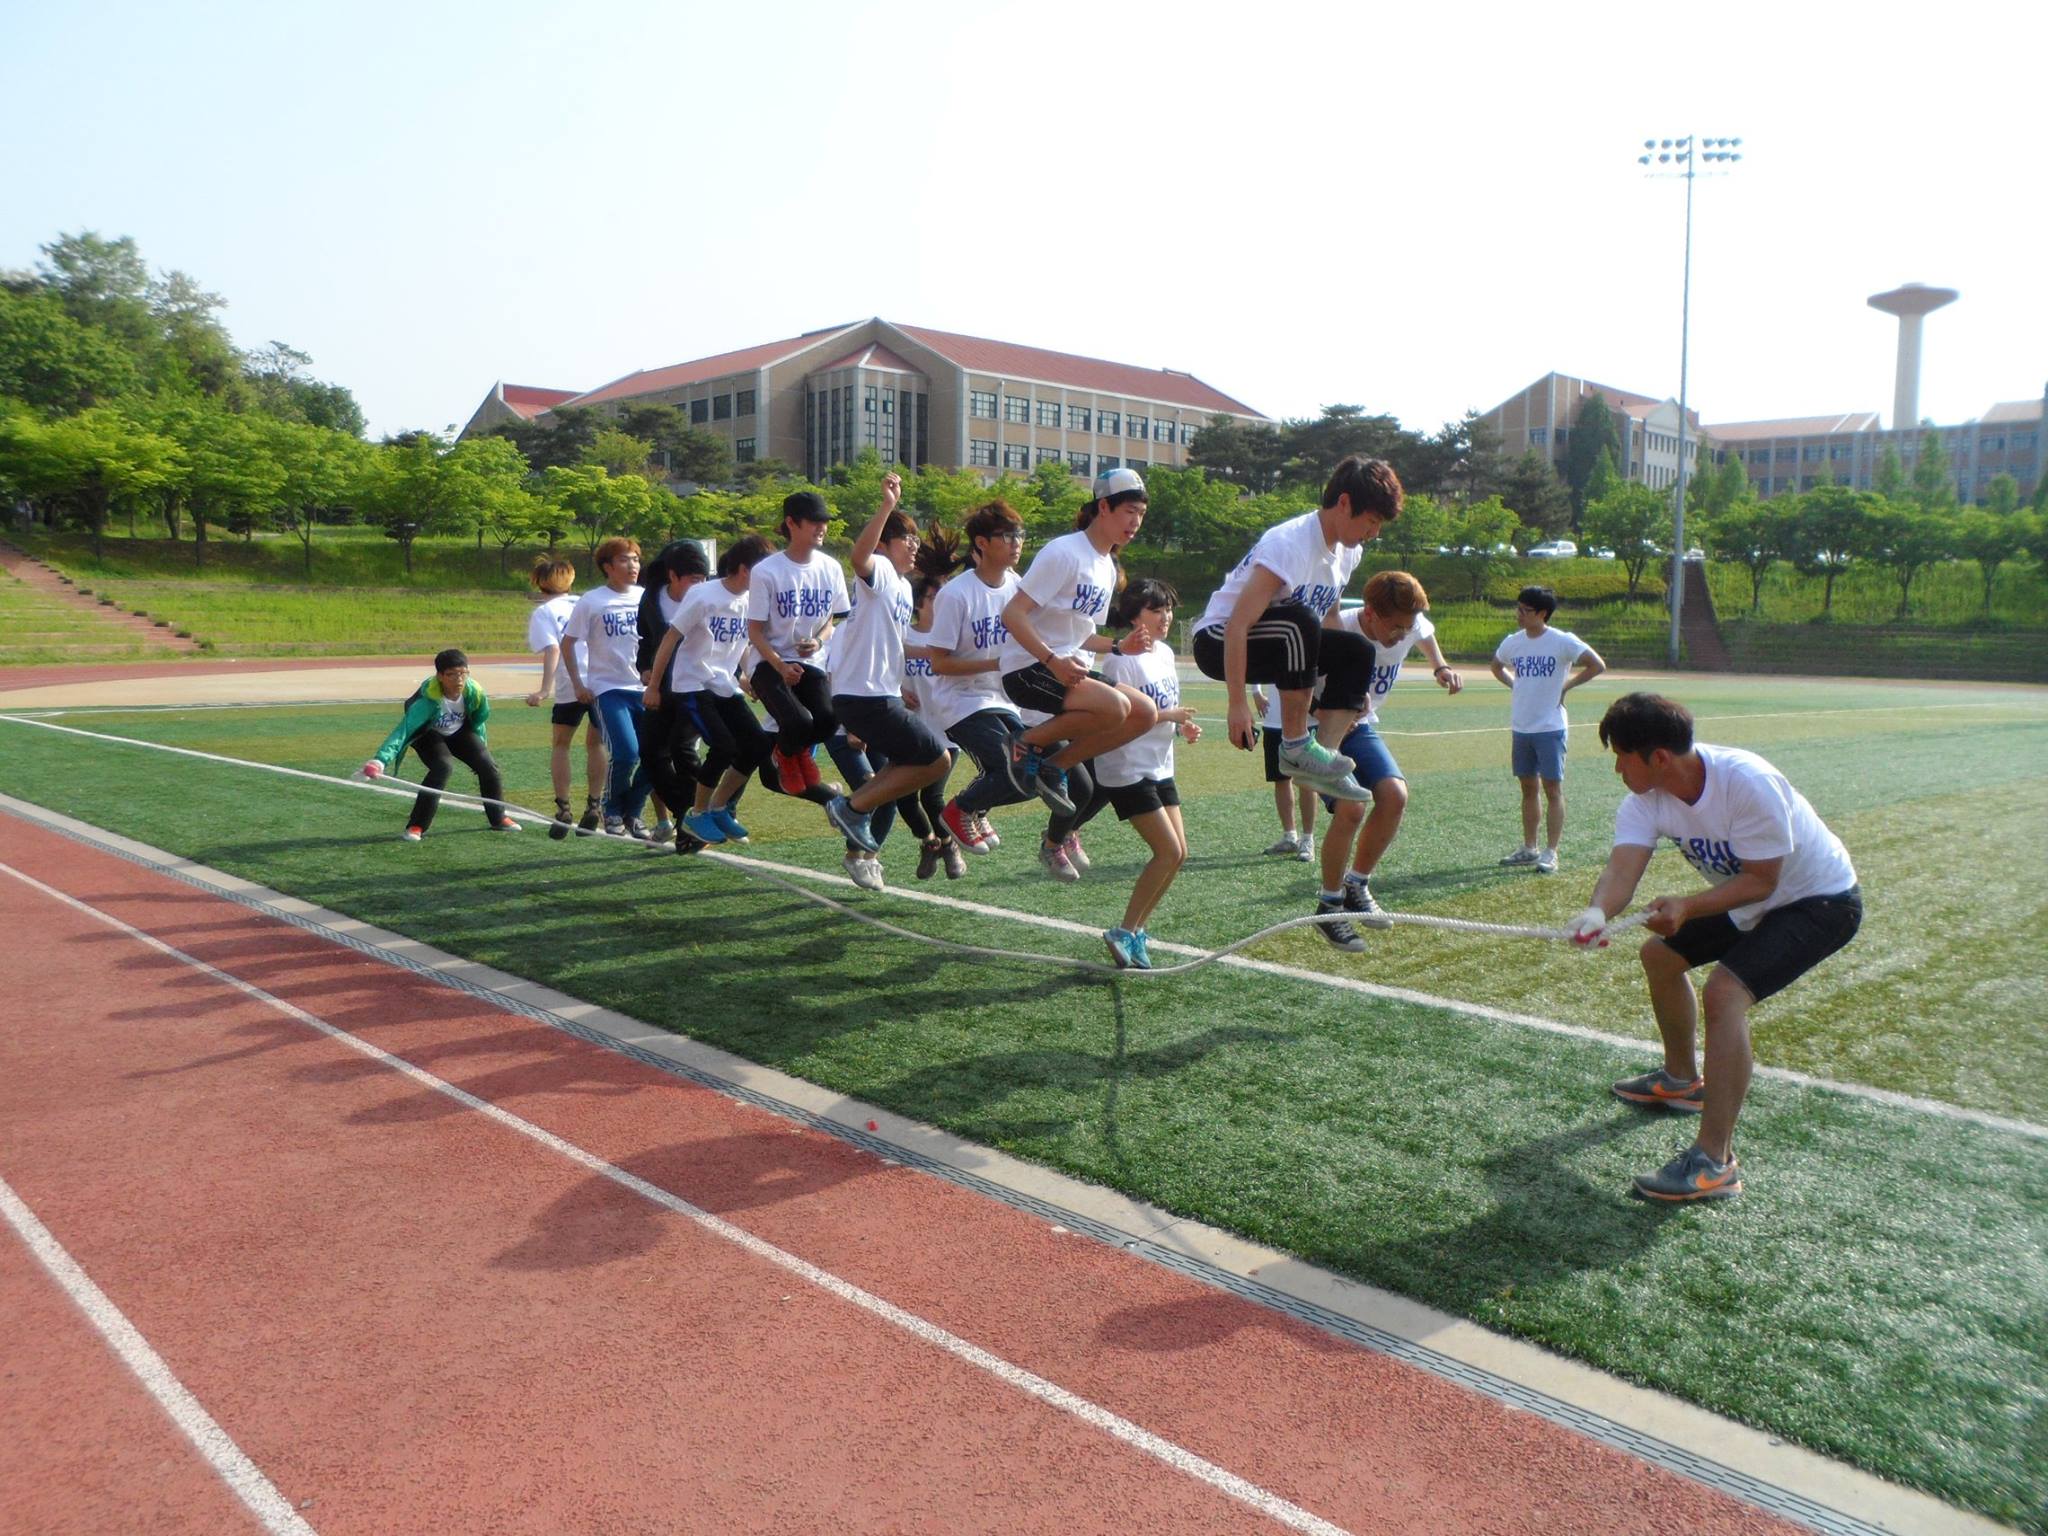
1571, 692, 1861, 1203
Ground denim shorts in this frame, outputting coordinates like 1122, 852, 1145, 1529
1511, 729, 1567, 781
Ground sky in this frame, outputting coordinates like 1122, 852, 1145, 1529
5, 0, 2043, 444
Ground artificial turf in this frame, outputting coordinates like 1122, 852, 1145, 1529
3, 671, 2044, 1529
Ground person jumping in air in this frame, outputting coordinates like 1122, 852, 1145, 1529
1493, 584, 1606, 874
362, 648, 519, 840
748, 490, 851, 798
525, 556, 608, 840
999, 466, 1158, 818
1191, 455, 1405, 802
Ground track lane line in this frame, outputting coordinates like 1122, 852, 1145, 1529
0, 857, 1354, 1536
0, 1176, 317, 1536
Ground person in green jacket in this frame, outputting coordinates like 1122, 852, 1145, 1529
360, 649, 520, 841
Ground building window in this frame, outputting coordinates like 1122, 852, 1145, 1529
1128, 414, 1149, 439
969, 439, 997, 468
881, 393, 893, 414
1529, 428, 1549, 446
1004, 394, 1029, 423
1036, 447, 1062, 467
1097, 410, 1120, 436
1099, 456, 1120, 472
1153, 418, 1174, 443
1067, 451, 1091, 474
1067, 404, 1091, 432
1127, 458, 1148, 473
1003, 443, 1029, 471
736, 437, 756, 464
1555, 427, 1570, 444
864, 386, 879, 413
1803, 445, 1824, 461
1036, 400, 1061, 428
970, 390, 998, 419
690, 399, 709, 425
713, 394, 733, 421
735, 389, 756, 417
1179, 423, 1195, 445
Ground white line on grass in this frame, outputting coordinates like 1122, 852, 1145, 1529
0, 860, 1356, 1536
1188, 699, 2048, 738
0, 1174, 318, 1536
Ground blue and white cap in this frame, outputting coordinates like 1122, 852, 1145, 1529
1092, 465, 1146, 501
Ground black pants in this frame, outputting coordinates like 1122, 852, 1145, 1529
947, 709, 1034, 815
639, 692, 703, 822
1193, 600, 1375, 713
751, 660, 837, 757
689, 691, 772, 791
1044, 760, 1100, 845
409, 727, 505, 832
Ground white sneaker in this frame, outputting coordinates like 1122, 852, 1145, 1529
1263, 833, 1300, 856
973, 813, 1000, 850
843, 853, 885, 892
1296, 832, 1316, 863
1500, 846, 1541, 867
1536, 848, 1559, 874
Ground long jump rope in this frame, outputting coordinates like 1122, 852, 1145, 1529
0, 713, 1649, 976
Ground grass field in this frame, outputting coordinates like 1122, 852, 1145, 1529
5, 674, 2047, 1528
0, 567, 179, 665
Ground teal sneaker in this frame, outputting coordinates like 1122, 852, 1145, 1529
1103, 927, 1147, 969
682, 809, 727, 845
1633, 1143, 1742, 1203
1131, 929, 1154, 969
711, 807, 750, 844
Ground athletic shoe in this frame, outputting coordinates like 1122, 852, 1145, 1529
1032, 759, 1075, 817
942, 799, 990, 853
1275, 736, 1356, 783
489, 818, 522, 832
825, 794, 880, 854
1342, 876, 1393, 931
1039, 840, 1079, 883
1632, 1144, 1742, 1203
942, 841, 966, 879
1536, 848, 1559, 874
578, 802, 601, 835
400, 826, 424, 843
797, 750, 823, 790
648, 818, 675, 845
550, 803, 573, 842
672, 824, 708, 856
843, 852, 884, 891
602, 816, 626, 838
1297, 832, 1316, 864
974, 813, 1000, 850
1611, 1068, 1706, 1114
710, 807, 749, 844
865, 856, 886, 891
1062, 833, 1090, 873
1500, 846, 1541, 867
625, 817, 653, 842
916, 837, 944, 881
1314, 898, 1365, 953
1263, 833, 1301, 856
773, 748, 807, 796
682, 810, 727, 845
1131, 929, 1154, 968
1103, 927, 1148, 969
1315, 771, 1375, 804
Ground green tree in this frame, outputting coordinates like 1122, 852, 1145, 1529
263, 419, 368, 575
243, 341, 366, 437
1026, 458, 1088, 533
1873, 443, 1906, 500
1495, 450, 1572, 538
0, 287, 139, 411
1582, 482, 1672, 599
1585, 446, 1622, 506
148, 270, 240, 398
37, 232, 154, 355
1910, 431, 1957, 512
1376, 491, 1449, 561
541, 463, 657, 554
1442, 496, 1522, 600
586, 428, 657, 481
1704, 500, 1784, 613
1278, 404, 1413, 491
1189, 414, 1287, 492
1785, 485, 1875, 613
615, 403, 733, 486
1953, 508, 2026, 614
1563, 394, 1620, 518
1985, 473, 2019, 518
181, 409, 284, 565
3, 407, 182, 558
1132, 464, 1247, 555
1857, 501, 1957, 618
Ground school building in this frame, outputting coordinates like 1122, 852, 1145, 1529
460, 319, 1272, 484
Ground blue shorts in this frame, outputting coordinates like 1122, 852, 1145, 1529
1338, 720, 1402, 790
1511, 729, 1567, 781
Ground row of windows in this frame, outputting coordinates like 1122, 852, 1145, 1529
968, 441, 1151, 477
968, 392, 1194, 443
687, 389, 758, 426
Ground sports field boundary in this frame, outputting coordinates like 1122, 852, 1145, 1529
0, 791, 2011, 1536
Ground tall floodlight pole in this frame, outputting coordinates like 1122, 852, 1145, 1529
1640, 135, 1742, 667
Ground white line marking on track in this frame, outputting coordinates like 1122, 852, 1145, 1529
1187, 698, 2048, 738
0, 860, 1356, 1536
0, 1174, 318, 1536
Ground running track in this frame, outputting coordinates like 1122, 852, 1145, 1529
0, 809, 1805, 1535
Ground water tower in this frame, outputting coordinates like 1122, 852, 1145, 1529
1867, 282, 1958, 430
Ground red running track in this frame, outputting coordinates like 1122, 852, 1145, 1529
0, 811, 1799, 1535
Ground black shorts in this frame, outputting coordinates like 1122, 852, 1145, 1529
1001, 660, 1101, 717
1260, 728, 1286, 783
550, 701, 591, 728
830, 694, 948, 768
1105, 776, 1181, 821
1660, 886, 1863, 1003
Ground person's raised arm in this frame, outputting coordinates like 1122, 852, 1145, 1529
848, 471, 904, 583
1222, 564, 1288, 750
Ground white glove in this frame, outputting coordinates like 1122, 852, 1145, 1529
361, 759, 384, 780
1569, 906, 1609, 947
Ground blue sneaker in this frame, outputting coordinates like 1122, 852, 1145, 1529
825, 794, 879, 854
711, 807, 749, 844
1033, 760, 1075, 817
1131, 929, 1154, 969
1103, 927, 1145, 969
681, 809, 726, 845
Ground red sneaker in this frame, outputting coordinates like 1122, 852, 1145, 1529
773, 749, 807, 796
797, 750, 823, 789
942, 798, 989, 853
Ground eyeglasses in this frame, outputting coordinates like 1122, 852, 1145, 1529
993, 530, 1024, 542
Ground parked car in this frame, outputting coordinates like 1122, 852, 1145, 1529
1525, 539, 1577, 560
1586, 546, 1616, 559
1684, 547, 1706, 563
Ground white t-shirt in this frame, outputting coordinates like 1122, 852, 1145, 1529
903, 641, 938, 717
1334, 610, 1436, 725
926, 569, 1021, 729
563, 584, 646, 695
526, 592, 579, 703
1196, 510, 1363, 634
1092, 640, 1182, 788
1613, 744, 1858, 931
999, 530, 1116, 676
746, 549, 850, 663
667, 579, 751, 698
1259, 686, 1284, 730
428, 688, 467, 737
829, 557, 914, 699
1494, 626, 1589, 735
